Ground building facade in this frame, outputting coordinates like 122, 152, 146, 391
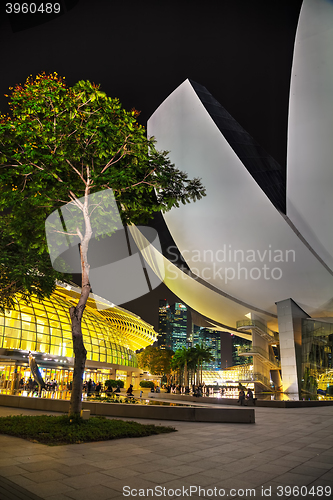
0, 283, 157, 392
191, 326, 221, 370
165, 302, 188, 352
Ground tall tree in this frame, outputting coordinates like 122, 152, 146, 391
193, 343, 214, 384
171, 347, 195, 387
0, 73, 205, 416
137, 346, 174, 382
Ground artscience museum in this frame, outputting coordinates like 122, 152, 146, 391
142, 0, 333, 397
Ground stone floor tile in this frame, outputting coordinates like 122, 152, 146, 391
99, 467, 140, 479
181, 473, 220, 487
319, 471, 333, 482
147, 457, 187, 468
303, 461, 332, 470
62, 484, 121, 500
235, 470, 281, 488
124, 461, 166, 473
16, 455, 56, 464
49, 457, 88, 467
0, 464, 31, 477
139, 471, 180, 483
65, 471, 115, 489
19, 461, 63, 473
44, 495, 73, 500
200, 468, 238, 480
214, 477, 257, 491
24, 480, 76, 498
22, 470, 69, 483
272, 471, 317, 486
6, 474, 38, 489
305, 454, 333, 464
307, 443, 333, 449
99, 476, 157, 493
161, 464, 204, 477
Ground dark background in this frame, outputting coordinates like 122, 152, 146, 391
0, 0, 303, 329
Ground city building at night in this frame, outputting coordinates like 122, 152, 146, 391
165, 302, 188, 352
157, 299, 168, 349
191, 326, 221, 370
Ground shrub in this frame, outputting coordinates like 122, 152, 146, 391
105, 379, 124, 388
139, 381, 155, 389
0, 415, 176, 445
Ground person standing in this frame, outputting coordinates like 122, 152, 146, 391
238, 388, 245, 405
246, 388, 254, 405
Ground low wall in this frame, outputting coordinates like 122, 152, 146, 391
0, 394, 254, 423
149, 392, 333, 408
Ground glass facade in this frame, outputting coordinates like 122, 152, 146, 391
302, 319, 333, 395
166, 303, 188, 351
157, 299, 168, 349
232, 335, 253, 366
0, 286, 157, 367
192, 326, 221, 370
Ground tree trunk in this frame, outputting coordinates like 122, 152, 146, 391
69, 305, 87, 416
184, 361, 187, 388
68, 186, 92, 417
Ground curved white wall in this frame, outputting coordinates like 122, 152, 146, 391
287, 0, 333, 271
148, 78, 333, 327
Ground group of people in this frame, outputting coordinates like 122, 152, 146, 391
238, 388, 255, 405
83, 378, 120, 396
19, 377, 58, 392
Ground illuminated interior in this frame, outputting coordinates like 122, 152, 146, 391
0, 283, 157, 388
0, 287, 156, 364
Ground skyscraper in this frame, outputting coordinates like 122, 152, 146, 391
157, 299, 168, 349
192, 326, 221, 370
165, 302, 188, 352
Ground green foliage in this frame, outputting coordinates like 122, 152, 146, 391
171, 344, 214, 385
0, 71, 205, 310
137, 346, 174, 376
0, 72, 205, 225
0, 414, 176, 445
0, 209, 66, 313
139, 380, 155, 389
104, 379, 124, 388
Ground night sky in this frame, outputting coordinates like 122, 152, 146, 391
0, 0, 303, 329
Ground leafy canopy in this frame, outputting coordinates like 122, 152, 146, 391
0, 72, 206, 304
137, 346, 174, 376
0, 72, 205, 224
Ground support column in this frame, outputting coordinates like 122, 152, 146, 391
276, 298, 309, 394
270, 370, 282, 391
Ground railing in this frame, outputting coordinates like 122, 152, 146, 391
236, 320, 278, 342
239, 372, 273, 389
238, 345, 280, 368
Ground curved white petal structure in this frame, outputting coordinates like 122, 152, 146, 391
148, 72, 333, 329
287, 0, 333, 271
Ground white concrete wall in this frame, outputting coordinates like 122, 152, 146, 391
287, 0, 333, 271
148, 79, 333, 329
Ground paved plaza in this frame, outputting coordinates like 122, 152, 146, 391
0, 403, 332, 500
